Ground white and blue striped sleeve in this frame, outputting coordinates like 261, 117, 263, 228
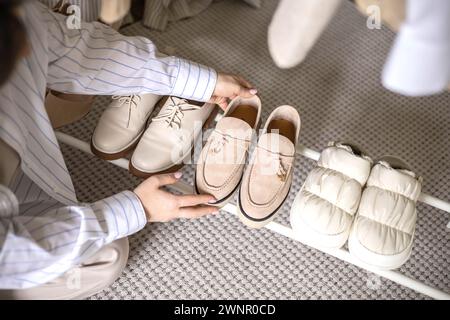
0, 186, 146, 289
39, 3, 217, 101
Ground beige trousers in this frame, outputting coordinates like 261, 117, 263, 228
0, 238, 129, 300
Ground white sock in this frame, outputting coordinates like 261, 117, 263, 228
268, 0, 342, 69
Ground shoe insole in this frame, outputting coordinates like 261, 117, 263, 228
227, 105, 258, 128
267, 119, 296, 143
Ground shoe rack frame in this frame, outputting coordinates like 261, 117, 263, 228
55, 131, 450, 300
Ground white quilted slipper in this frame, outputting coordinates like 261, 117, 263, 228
348, 156, 422, 270
290, 142, 372, 248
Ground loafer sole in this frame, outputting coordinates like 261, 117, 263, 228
237, 187, 291, 229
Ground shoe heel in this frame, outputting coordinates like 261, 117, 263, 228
203, 105, 219, 130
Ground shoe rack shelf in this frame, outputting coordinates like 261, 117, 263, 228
55, 131, 450, 300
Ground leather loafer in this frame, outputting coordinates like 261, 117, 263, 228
195, 95, 262, 206
238, 105, 301, 228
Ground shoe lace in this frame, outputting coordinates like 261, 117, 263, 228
151, 96, 201, 129
111, 94, 142, 128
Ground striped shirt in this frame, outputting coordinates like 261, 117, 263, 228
0, 2, 216, 289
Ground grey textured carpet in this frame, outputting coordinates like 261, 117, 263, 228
59, 0, 450, 299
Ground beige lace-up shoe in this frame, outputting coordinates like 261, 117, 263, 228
238, 105, 301, 228
129, 96, 216, 177
195, 95, 262, 206
348, 156, 422, 270
91, 94, 160, 160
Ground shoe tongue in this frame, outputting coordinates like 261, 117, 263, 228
378, 160, 418, 179
215, 117, 253, 140
258, 132, 295, 155
165, 96, 198, 108
334, 143, 354, 154
168, 97, 186, 105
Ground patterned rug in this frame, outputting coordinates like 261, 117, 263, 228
59, 0, 450, 299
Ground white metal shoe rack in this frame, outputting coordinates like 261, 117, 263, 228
55, 131, 450, 300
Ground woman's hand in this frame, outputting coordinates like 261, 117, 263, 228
134, 172, 218, 222
209, 73, 257, 110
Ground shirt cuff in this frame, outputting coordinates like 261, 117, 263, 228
93, 190, 147, 241
171, 58, 217, 102
382, 26, 450, 96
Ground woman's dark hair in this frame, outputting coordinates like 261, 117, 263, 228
0, 0, 27, 86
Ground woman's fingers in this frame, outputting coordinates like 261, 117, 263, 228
238, 86, 257, 98
151, 172, 182, 187
236, 76, 257, 97
234, 78, 257, 97
236, 76, 253, 89
177, 194, 216, 207
178, 205, 219, 219
210, 96, 229, 110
